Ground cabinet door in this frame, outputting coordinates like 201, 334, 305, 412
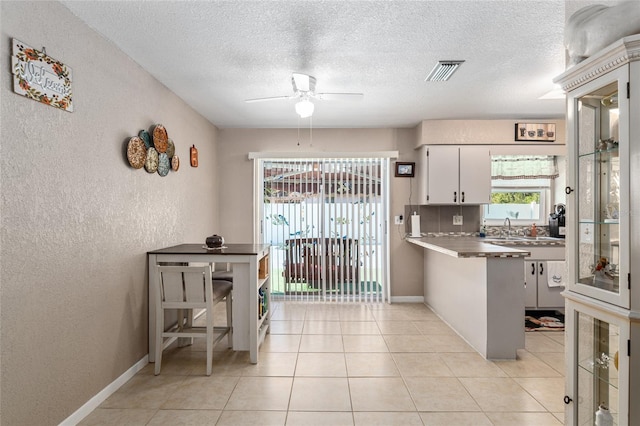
426, 146, 459, 204
565, 299, 627, 426
416, 146, 429, 204
536, 261, 565, 309
567, 66, 629, 308
524, 261, 537, 309
459, 146, 491, 204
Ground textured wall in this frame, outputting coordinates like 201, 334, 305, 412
0, 2, 219, 424
217, 127, 424, 298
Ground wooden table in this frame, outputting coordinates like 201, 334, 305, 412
148, 243, 271, 364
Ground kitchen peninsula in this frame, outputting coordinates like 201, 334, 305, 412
408, 237, 530, 360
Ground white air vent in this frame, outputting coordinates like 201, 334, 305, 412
425, 60, 465, 82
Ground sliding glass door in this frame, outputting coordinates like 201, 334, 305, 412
257, 157, 389, 303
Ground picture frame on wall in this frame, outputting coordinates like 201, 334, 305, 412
395, 162, 415, 177
515, 123, 556, 141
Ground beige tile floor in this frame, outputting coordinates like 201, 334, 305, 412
80, 302, 565, 425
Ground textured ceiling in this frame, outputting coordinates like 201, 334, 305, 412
61, 0, 574, 129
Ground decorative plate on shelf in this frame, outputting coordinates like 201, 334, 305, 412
171, 155, 180, 171
127, 136, 146, 169
152, 124, 168, 153
144, 147, 159, 173
166, 138, 175, 158
157, 153, 170, 177
138, 129, 152, 148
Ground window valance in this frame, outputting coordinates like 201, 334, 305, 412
491, 155, 558, 180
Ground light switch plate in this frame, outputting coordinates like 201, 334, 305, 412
453, 215, 463, 225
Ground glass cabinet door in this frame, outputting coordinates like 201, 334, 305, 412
572, 68, 629, 308
576, 311, 620, 425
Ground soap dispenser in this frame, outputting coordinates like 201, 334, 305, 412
479, 220, 487, 238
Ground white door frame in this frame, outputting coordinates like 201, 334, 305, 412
249, 151, 396, 302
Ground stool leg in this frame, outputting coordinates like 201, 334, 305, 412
226, 292, 233, 348
154, 306, 163, 375
206, 306, 214, 376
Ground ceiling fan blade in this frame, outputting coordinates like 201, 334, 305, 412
314, 92, 364, 101
292, 73, 315, 92
244, 95, 294, 103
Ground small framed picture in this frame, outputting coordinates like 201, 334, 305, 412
515, 123, 556, 142
395, 162, 415, 177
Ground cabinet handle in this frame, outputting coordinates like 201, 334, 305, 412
539, 263, 544, 275
461, 191, 465, 203
565, 186, 575, 194
564, 395, 573, 404
453, 191, 457, 203
531, 263, 535, 275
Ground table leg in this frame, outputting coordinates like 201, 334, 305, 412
148, 254, 158, 362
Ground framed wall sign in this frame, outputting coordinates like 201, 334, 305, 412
515, 123, 556, 141
395, 162, 415, 177
11, 39, 73, 112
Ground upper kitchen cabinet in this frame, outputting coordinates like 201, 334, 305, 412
417, 145, 491, 205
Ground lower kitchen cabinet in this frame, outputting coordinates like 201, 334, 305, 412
523, 246, 566, 310
525, 260, 565, 309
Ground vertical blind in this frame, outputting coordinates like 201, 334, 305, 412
262, 158, 387, 303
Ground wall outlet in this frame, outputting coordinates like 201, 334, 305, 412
394, 215, 404, 225
453, 215, 463, 225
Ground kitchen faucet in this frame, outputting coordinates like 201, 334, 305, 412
502, 217, 511, 238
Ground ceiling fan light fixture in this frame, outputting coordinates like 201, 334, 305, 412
295, 98, 314, 118
425, 60, 465, 82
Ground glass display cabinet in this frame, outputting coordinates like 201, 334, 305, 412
574, 75, 626, 307
555, 35, 640, 426
568, 302, 627, 425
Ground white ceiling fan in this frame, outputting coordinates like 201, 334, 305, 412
244, 73, 364, 118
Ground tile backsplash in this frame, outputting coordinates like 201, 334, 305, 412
404, 205, 481, 234
403, 205, 551, 237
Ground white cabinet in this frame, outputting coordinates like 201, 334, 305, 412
417, 145, 491, 204
555, 35, 640, 425
519, 246, 565, 310
563, 294, 639, 426
524, 259, 565, 310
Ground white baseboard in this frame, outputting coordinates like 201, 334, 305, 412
390, 296, 424, 303
59, 355, 149, 426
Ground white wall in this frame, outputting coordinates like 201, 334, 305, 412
0, 2, 220, 424
415, 119, 567, 148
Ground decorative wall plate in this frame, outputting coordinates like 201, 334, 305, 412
126, 136, 146, 169
138, 129, 152, 148
171, 155, 180, 171
157, 153, 170, 177
152, 124, 168, 153
166, 138, 175, 158
145, 147, 159, 173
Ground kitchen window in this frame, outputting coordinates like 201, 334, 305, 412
483, 154, 559, 225
482, 185, 547, 224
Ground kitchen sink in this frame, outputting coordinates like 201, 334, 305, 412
519, 236, 564, 241
483, 237, 523, 241
483, 236, 564, 243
